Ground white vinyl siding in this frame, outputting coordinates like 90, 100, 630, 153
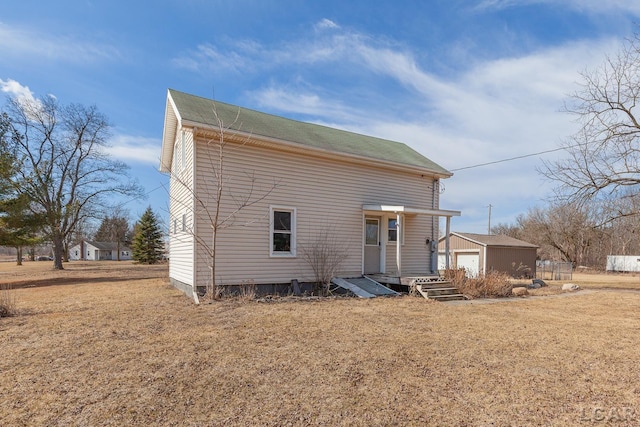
193, 137, 438, 286
168, 129, 195, 288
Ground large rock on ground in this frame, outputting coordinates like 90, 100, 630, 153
512, 287, 528, 297
562, 283, 581, 291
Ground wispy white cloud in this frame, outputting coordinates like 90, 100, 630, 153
249, 80, 366, 124
314, 18, 340, 31
0, 22, 120, 63
108, 134, 161, 165
0, 78, 38, 104
172, 43, 253, 74
474, 0, 640, 15
173, 18, 630, 231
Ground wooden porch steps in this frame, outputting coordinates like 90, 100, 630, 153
414, 281, 466, 302
364, 274, 466, 302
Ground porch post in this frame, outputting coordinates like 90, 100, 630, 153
445, 216, 451, 269
396, 213, 402, 277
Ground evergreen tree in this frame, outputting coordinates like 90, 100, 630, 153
0, 194, 44, 265
131, 207, 164, 264
0, 112, 18, 199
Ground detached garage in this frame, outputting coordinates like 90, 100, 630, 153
438, 232, 538, 278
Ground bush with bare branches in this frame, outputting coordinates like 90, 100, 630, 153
444, 269, 513, 299
301, 230, 350, 296
0, 283, 17, 317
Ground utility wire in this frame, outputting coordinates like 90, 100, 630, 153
450, 146, 569, 172
114, 183, 166, 209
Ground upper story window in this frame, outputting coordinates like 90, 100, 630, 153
172, 142, 178, 172
270, 206, 296, 257
181, 130, 186, 170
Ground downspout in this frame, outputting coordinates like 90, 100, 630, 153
191, 127, 200, 304
396, 213, 402, 277
432, 178, 438, 273
431, 178, 440, 242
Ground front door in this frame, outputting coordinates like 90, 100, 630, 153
364, 217, 381, 274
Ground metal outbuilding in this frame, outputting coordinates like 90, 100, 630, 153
438, 232, 538, 278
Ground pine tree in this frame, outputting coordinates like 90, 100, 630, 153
131, 207, 164, 264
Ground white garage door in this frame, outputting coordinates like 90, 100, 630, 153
456, 253, 479, 278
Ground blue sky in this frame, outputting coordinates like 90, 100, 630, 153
2, 0, 640, 233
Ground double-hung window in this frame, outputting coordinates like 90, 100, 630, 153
181, 130, 186, 170
270, 207, 296, 256
388, 216, 404, 244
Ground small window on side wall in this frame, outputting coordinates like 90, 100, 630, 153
388, 217, 404, 244
270, 207, 296, 256
388, 218, 398, 242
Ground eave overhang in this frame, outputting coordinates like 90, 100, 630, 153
362, 204, 461, 217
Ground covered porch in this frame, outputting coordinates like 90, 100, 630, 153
361, 204, 461, 280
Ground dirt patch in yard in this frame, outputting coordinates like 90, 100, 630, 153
1, 263, 639, 426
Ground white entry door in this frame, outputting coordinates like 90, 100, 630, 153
456, 253, 480, 278
364, 217, 381, 274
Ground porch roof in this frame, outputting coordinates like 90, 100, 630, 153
362, 204, 461, 218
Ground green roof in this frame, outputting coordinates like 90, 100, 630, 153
168, 89, 451, 175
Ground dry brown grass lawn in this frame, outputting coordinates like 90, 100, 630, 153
1, 261, 639, 426
570, 271, 640, 290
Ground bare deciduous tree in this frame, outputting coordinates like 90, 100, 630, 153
543, 33, 640, 218
168, 103, 278, 299
94, 208, 131, 261
4, 95, 142, 269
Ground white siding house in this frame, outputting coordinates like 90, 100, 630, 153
69, 241, 133, 261
160, 89, 460, 299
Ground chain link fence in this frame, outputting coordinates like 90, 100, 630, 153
536, 261, 573, 281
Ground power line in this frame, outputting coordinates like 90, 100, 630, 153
114, 183, 166, 209
450, 146, 569, 172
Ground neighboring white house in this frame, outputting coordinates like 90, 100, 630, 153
159, 89, 460, 298
69, 241, 132, 261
